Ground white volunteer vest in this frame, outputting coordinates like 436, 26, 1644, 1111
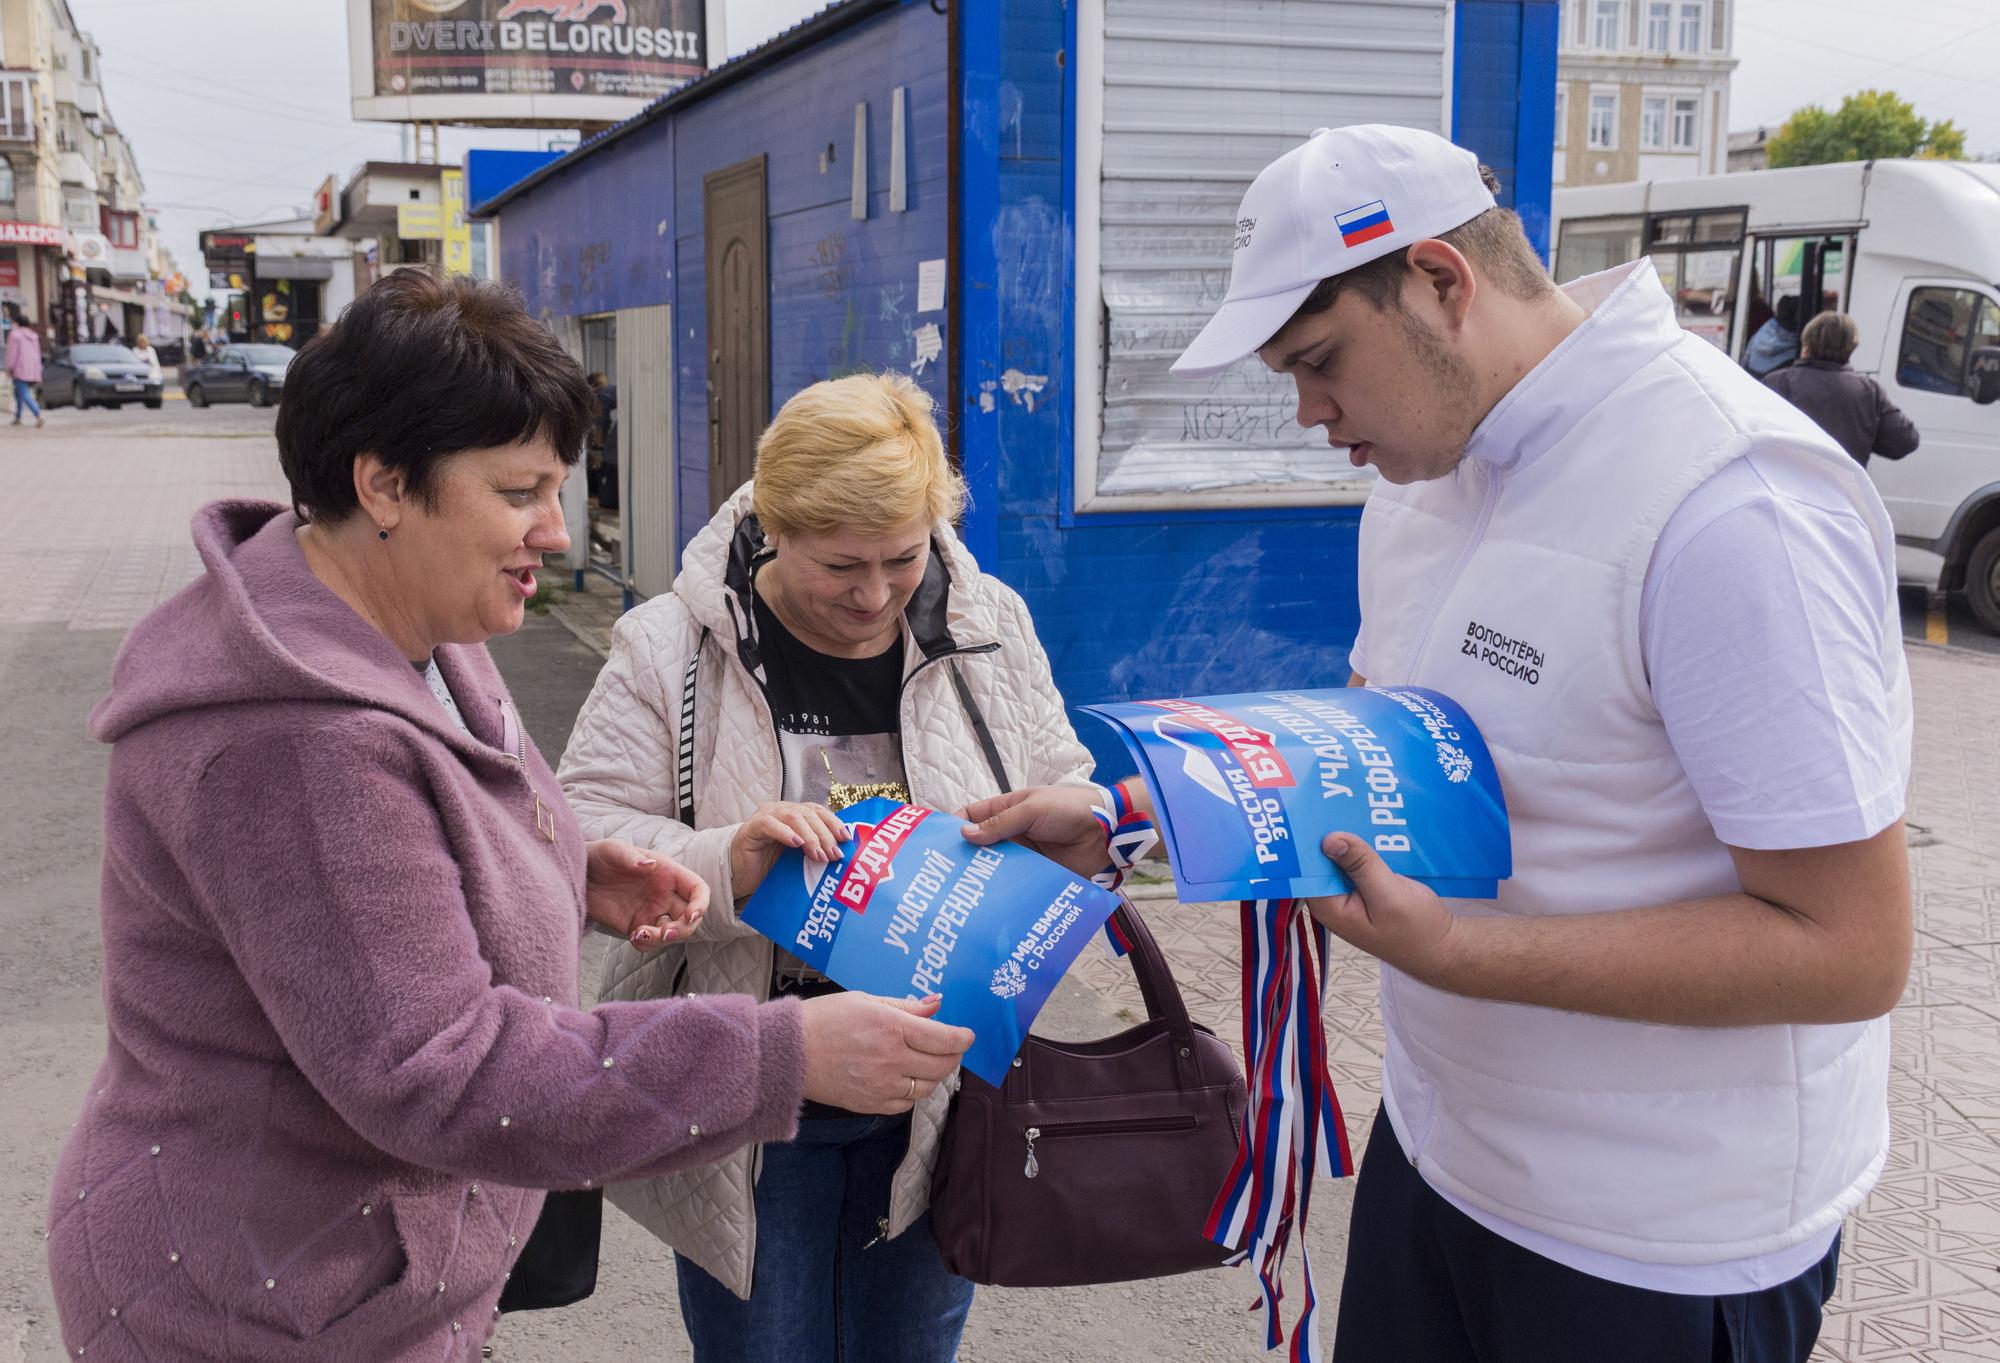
1356, 260, 1905, 1267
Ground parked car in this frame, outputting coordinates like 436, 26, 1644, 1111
181, 344, 294, 408
40, 344, 163, 410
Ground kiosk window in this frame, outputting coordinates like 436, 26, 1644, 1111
1898, 289, 2000, 397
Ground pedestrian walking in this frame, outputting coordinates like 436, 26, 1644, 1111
1764, 312, 1920, 467
6, 305, 44, 427
129, 332, 164, 384
188, 327, 210, 363
559, 372, 1104, 1363
965, 125, 1910, 1363
44, 269, 971, 1363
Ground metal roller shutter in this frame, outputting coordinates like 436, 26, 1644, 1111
1090, 0, 1447, 500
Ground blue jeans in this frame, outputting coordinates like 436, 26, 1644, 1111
675, 1114, 973, 1363
12, 378, 39, 419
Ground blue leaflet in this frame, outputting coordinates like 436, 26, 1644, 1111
1082, 687, 1511, 903
737, 797, 1124, 1084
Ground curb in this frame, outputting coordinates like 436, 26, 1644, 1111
546, 601, 611, 660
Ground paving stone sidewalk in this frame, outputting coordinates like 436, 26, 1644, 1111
544, 567, 2000, 1361
9, 414, 1995, 1359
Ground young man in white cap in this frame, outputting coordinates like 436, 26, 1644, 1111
963, 123, 1910, 1361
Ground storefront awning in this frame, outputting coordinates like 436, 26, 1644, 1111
89, 284, 195, 317
255, 256, 334, 281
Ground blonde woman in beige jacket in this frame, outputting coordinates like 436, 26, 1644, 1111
559, 373, 1098, 1361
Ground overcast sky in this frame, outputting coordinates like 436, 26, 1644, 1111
79, 0, 2000, 306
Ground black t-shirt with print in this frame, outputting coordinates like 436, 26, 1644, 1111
752, 587, 911, 811
753, 585, 913, 1119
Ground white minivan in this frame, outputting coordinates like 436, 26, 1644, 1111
1552, 160, 2000, 633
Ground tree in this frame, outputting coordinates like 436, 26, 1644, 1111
1766, 89, 1966, 168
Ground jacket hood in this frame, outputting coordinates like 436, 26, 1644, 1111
673, 481, 994, 677
90, 499, 512, 760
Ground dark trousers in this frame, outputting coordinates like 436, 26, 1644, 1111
1333, 1110, 1841, 1363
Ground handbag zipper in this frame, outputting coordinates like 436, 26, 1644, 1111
1023, 1115, 1200, 1179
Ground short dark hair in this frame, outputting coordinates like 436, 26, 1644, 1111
1801, 311, 1859, 363
275, 269, 594, 523
1285, 165, 1553, 326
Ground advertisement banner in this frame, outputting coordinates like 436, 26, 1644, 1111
368, 0, 705, 103
397, 202, 444, 240
441, 169, 472, 274
738, 798, 1123, 1085
1083, 687, 1510, 904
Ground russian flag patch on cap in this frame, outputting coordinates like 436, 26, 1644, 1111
1335, 200, 1394, 248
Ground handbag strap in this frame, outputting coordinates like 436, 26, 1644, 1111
948, 660, 1012, 795
1105, 898, 1201, 1072
946, 661, 1201, 1087
677, 630, 707, 824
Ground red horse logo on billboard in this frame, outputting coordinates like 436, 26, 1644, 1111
495, 0, 628, 21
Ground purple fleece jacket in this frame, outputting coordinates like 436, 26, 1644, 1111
46, 501, 806, 1362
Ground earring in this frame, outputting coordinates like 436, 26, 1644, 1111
377, 528, 389, 541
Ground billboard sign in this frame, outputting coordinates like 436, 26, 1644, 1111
351, 0, 707, 126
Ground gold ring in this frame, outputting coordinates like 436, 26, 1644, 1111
905, 1076, 918, 1102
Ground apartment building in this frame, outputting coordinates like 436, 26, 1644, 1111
0, 0, 187, 343
1554, 0, 1737, 188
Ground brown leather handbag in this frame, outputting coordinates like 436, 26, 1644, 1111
927, 900, 1249, 1286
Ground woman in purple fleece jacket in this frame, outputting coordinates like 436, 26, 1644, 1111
45, 270, 972, 1363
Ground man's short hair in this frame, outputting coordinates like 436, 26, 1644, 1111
1801, 311, 1860, 364
276, 269, 593, 524
1285, 165, 1552, 324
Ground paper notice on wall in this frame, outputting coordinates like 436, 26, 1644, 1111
916, 258, 946, 313
911, 322, 942, 373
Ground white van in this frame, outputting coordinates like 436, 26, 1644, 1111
1552, 160, 2000, 633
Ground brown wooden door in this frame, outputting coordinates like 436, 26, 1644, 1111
704, 156, 769, 513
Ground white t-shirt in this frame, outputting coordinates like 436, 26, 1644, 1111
1351, 447, 1905, 1293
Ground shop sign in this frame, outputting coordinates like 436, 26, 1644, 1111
0, 220, 66, 247
441, 168, 472, 273
313, 174, 340, 235
398, 201, 444, 240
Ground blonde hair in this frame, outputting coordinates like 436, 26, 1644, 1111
752, 373, 965, 539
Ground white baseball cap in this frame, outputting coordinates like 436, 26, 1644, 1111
1171, 124, 1497, 378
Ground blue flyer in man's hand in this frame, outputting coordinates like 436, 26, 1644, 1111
737, 797, 1123, 1084
1082, 687, 1510, 903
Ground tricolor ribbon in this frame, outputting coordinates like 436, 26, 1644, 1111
1091, 781, 1159, 957
1205, 898, 1353, 1362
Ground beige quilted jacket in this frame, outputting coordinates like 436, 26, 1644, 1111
558, 482, 1096, 1299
